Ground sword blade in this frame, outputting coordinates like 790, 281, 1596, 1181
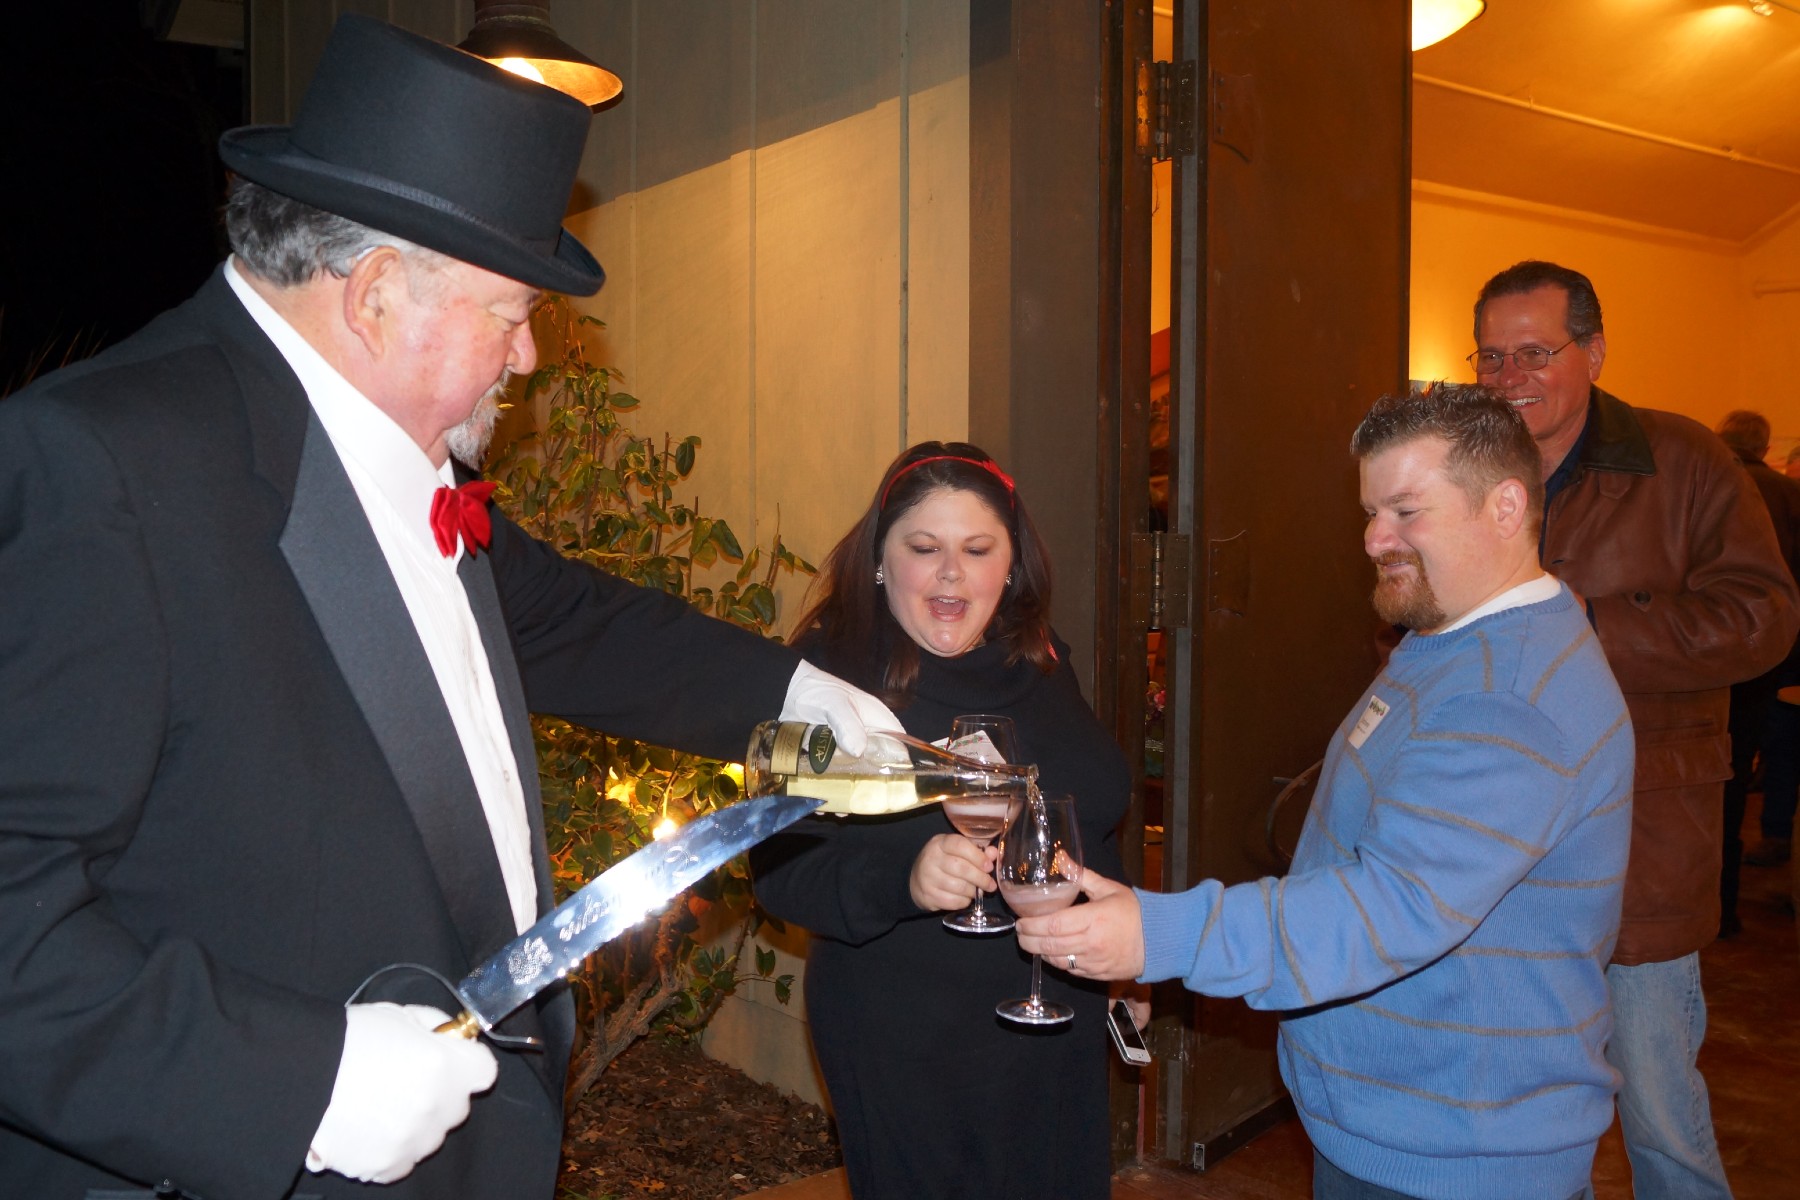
448, 792, 822, 1035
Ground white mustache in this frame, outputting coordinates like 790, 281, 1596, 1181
445, 370, 513, 468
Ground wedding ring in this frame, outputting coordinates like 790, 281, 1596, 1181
1066, 954, 1077, 970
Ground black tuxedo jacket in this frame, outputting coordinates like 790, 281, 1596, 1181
0, 270, 797, 1199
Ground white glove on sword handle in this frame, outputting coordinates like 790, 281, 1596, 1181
306, 1002, 498, 1184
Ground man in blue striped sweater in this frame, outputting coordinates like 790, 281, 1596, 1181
1020, 384, 1634, 1200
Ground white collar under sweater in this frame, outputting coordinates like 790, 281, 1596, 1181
1435, 572, 1562, 635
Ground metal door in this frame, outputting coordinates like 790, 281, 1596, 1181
1143, 0, 1411, 1169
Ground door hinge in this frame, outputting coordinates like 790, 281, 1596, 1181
1145, 59, 1199, 162
1130, 532, 1192, 630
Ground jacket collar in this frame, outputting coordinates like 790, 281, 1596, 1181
1576, 386, 1657, 477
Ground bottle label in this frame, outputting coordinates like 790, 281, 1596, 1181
770, 722, 808, 776
805, 724, 836, 773
770, 722, 838, 775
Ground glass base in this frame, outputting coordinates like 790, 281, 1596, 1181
995, 997, 1074, 1025
943, 907, 1014, 934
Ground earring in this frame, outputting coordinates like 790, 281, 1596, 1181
875, 565, 885, 586
1006, 573, 1013, 585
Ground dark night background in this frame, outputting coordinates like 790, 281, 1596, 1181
1, 1, 243, 392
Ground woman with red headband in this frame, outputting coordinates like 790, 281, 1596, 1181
751, 441, 1129, 1199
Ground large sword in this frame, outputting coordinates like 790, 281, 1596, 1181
435, 792, 822, 1040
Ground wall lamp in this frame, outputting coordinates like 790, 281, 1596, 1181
457, 2, 622, 109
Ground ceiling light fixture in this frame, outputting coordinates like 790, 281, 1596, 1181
1752, 2, 1775, 16
456, 1, 622, 109
1413, 0, 1487, 51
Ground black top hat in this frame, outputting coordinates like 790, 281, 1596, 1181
219, 15, 604, 295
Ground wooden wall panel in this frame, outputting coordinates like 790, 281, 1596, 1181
905, 0, 972, 447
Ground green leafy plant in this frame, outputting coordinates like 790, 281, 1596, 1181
491, 297, 810, 1103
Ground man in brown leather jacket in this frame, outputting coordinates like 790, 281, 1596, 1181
1471, 261, 1797, 1200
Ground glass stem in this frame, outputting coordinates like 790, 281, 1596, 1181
1029, 953, 1045, 1010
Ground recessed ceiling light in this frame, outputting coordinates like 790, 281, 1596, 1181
1752, 1, 1775, 15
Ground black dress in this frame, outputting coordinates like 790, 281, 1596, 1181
750, 633, 1131, 1200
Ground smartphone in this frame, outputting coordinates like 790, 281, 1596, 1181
1106, 999, 1152, 1065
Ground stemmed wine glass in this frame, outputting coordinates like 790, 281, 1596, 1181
940, 715, 1025, 934
995, 793, 1084, 1025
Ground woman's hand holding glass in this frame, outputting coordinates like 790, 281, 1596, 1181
909, 833, 1001, 912
939, 714, 1023, 934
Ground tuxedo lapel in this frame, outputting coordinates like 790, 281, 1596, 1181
279, 414, 517, 965
458, 551, 575, 1073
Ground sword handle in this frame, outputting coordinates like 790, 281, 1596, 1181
434, 1009, 483, 1039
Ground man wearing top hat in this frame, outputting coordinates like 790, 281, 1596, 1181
0, 16, 894, 1200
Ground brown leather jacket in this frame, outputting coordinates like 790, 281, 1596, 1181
1544, 388, 1799, 964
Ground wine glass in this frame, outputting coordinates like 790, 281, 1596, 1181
941, 715, 1024, 934
995, 793, 1084, 1025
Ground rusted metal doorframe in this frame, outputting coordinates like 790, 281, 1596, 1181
1094, 0, 1157, 1167
1152, 0, 1207, 1166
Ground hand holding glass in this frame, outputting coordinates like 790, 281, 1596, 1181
995, 794, 1083, 1025
940, 715, 1024, 934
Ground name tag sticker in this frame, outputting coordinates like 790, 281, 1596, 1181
1347, 694, 1390, 750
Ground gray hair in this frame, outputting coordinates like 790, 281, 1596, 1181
1473, 260, 1604, 346
224, 178, 448, 286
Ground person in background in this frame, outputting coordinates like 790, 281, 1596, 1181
1786, 443, 1800, 481
751, 442, 1130, 1200
0, 17, 893, 1199
1715, 410, 1800, 879
1018, 384, 1634, 1200
1467, 262, 1797, 1199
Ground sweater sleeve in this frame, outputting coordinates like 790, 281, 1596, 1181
749, 815, 928, 946
1139, 689, 1606, 1008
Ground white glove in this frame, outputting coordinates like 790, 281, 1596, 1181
305, 1002, 499, 1184
780, 659, 901, 757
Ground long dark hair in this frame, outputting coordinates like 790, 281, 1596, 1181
791, 441, 1056, 707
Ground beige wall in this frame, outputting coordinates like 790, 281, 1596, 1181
565, 0, 971, 618
1411, 184, 1800, 441
554, 0, 970, 1102
1743, 215, 1800, 453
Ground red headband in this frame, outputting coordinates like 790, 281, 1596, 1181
879, 456, 1017, 510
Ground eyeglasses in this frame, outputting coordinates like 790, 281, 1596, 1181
1466, 338, 1577, 375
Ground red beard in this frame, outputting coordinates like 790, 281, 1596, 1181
1371, 551, 1445, 631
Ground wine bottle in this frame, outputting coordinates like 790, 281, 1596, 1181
742, 721, 1036, 815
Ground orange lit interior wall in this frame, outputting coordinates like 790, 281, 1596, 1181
1408, 188, 1783, 437
1741, 216, 1800, 450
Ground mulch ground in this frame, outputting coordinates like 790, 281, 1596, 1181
559, 1035, 842, 1200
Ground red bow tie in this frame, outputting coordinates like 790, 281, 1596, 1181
430, 480, 498, 558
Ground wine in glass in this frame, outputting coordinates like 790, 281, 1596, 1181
995, 793, 1083, 1025
941, 715, 1024, 934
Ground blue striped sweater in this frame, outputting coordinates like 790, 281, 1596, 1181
1138, 586, 1633, 1199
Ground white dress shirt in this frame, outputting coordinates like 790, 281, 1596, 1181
226, 259, 539, 934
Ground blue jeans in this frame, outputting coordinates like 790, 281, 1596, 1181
1313, 1151, 1582, 1200
1605, 955, 1733, 1198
